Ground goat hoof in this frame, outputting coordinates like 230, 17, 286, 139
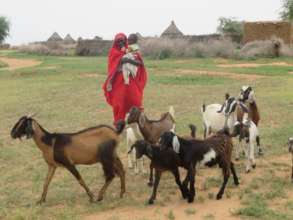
148, 199, 154, 205
258, 149, 264, 156
216, 194, 222, 200
96, 196, 103, 202
187, 197, 194, 203
147, 181, 153, 187
235, 157, 240, 161
36, 199, 45, 205
235, 180, 240, 186
245, 169, 251, 173
252, 164, 256, 169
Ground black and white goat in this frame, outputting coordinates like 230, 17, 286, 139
159, 130, 239, 202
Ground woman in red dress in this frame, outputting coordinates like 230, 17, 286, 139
103, 33, 147, 126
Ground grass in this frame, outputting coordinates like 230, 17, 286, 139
0, 60, 8, 68
1, 50, 293, 219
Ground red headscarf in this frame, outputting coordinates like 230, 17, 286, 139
102, 33, 147, 124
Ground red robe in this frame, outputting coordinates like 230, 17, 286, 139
103, 33, 147, 125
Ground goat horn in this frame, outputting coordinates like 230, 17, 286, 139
27, 112, 37, 118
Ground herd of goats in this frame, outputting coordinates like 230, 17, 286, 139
10, 85, 293, 205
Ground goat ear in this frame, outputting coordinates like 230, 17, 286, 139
217, 103, 225, 113
138, 113, 146, 127
225, 93, 230, 100
172, 136, 180, 153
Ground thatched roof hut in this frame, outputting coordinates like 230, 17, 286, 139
63, 34, 75, 44
161, 21, 184, 38
47, 32, 63, 41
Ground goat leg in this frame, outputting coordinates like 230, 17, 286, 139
187, 164, 196, 203
114, 157, 126, 198
65, 164, 95, 202
291, 155, 293, 183
217, 165, 230, 200
230, 162, 239, 186
148, 169, 161, 204
148, 164, 154, 186
171, 168, 189, 199
141, 156, 147, 174
37, 165, 56, 205
256, 136, 263, 156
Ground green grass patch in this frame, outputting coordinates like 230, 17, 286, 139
150, 74, 232, 86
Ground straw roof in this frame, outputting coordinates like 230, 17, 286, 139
47, 32, 63, 41
161, 21, 184, 38
64, 34, 75, 43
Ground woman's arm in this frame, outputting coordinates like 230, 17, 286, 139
120, 57, 142, 66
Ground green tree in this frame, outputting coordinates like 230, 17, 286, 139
217, 17, 243, 43
217, 17, 243, 35
0, 16, 10, 44
280, 0, 293, 21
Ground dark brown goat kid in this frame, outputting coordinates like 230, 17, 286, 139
10, 115, 126, 204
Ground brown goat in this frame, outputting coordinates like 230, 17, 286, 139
238, 86, 260, 126
10, 116, 126, 204
126, 106, 175, 144
126, 106, 175, 185
237, 101, 260, 126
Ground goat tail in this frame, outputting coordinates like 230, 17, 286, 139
168, 106, 175, 119
115, 120, 126, 135
99, 140, 117, 180
202, 102, 206, 113
188, 124, 197, 138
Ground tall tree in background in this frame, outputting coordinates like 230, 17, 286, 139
280, 0, 293, 21
0, 16, 10, 44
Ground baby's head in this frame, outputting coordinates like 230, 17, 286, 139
128, 34, 138, 45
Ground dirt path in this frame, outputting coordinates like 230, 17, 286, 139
217, 62, 293, 68
0, 57, 41, 70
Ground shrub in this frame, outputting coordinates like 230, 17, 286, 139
239, 38, 293, 58
139, 37, 237, 59
19, 42, 76, 56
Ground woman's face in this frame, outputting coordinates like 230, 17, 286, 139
117, 39, 126, 49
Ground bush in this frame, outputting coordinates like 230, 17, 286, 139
239, 38, 293, 58
139, 37, 237, 59
19, 42, 76, 56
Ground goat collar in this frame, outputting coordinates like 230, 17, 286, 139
172, 135, 180, 153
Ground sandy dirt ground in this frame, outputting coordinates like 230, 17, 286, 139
0, 57, 41, 70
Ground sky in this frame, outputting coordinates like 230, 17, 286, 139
1, 0, 283, 45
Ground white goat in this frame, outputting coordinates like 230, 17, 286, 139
126, 123, 146, 174
201, 94, 245, 159
126, 106, 175, 174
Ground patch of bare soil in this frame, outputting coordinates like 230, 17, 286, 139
85, 197, 241, 220
176, 69, 264, 80
0, 57, 41, 70
217, 62, 293, 68
79, 72, 99, 78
